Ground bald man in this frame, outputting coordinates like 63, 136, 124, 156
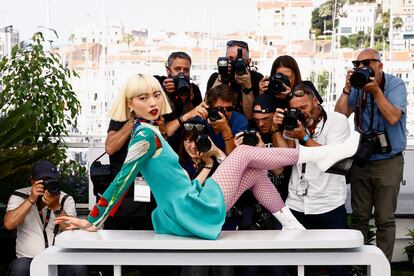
335, 48, 407, 261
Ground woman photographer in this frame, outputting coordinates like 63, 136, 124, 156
56, 73, 359, 240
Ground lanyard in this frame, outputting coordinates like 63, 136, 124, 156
37, 204, 52, 248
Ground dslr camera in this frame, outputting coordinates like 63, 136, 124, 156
282, 108, 305, 131
350, 66, 374, 89
241, 129, 259, 146
232, 48, 248, 76
216, 48, 248, 81
207, 107, 226, 122
354, 131, 391, 166
173, 72, 191, 98
43, 179, 60, 195
267, 73, 291, 96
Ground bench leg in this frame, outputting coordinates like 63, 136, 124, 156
114, 265, 122, 276
297, 265, 305, 276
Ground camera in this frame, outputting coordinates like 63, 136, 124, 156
350, 66, 374, 89
354, 131, 391, 166
241, 130, 259, 146
267, 73, 291, 96
43, 179, 60, 195
232, 48, 248, 76
282, 108, 304, 131
240, 204, 276, 230
173, 72, 191, 98
207, 107, 226, 122
217, 57, 230, 83
195, 128, 212, 153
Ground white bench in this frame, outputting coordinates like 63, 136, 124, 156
31, 229, 390, 276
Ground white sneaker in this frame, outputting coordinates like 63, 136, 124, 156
273, 206, 306, 230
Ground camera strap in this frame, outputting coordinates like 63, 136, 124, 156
355, 89, 375, 133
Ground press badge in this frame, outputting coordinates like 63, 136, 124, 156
134, 176, 151, 202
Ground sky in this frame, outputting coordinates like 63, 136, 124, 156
1, 0, 325, 45
0, 0, 254, 44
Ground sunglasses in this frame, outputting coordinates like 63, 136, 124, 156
217, 106, 234, 112
183, 123, 205, 131
287, 88, 314, 99
226, 40, 249, 51
352, 59, 381, 67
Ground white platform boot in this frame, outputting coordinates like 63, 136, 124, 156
273, 206, 306, 230
298, 131, 360, 172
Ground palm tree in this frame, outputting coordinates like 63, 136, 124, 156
393, 17, 404, 30
122, 34, 135, 51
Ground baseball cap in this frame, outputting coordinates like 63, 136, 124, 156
32, 160, 59, 180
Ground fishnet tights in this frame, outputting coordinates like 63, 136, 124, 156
211, 145, 299, 213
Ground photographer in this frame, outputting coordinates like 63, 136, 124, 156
4, 160, 88, 276
259, 55, 302, 104
206, 40, 263, 120
203, 84, 248, 155
154, 51, 204, 152
335, 48, 407, 262
275, 84, 350, 276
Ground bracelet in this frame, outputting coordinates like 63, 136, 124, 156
223, 136, 233, 141
204, 166, 213, 169
299, 134, 310, 145
28, 198, 35, 205
342, 88, 350, 95
177, 115, 185, 126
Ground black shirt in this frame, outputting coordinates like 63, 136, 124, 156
153, 75, 202, 122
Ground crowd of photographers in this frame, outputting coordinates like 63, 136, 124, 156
3, 41, 406, 276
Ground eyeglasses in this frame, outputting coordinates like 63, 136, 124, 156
183, 123, 205, 131
226, 40, 249, 51
216, 106, 234, 112
352, 59, 381, 67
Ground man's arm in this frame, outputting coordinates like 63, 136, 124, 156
105, 120, 134, 155
366, 80, 404, 125
4, 183, 43, 230
4, 198, 34, 230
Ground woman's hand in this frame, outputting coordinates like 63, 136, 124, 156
55, 216, 98, 232
259, 76, 270, 94
234, 132, 244, 147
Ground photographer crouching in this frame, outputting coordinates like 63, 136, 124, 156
335, 48, 407, 262
275, 83, 351, 276
4, 160, 88, 276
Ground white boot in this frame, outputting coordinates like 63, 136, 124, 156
273, 206, 306, 230
298, 130, 360, 172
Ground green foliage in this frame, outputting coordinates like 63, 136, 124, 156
405, 229, 414, 253
310, 71, 329, 100
0, 31, 83, 203
0, 32, 81, 144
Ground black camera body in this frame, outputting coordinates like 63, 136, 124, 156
173, 72, 191, 98
217, 57, 230, 83
354, 131, 391, 166
43, 179, 60, 195
232, 48, 248, 76
207, 107, 226, 122
350, 66, 374, 89
282, 108, 304, 131
241, 130, 259, 146
267, 73, 291, 96
216, 48, 247, 81
196, 133, 212, 153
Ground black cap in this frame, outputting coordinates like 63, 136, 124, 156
301, 80, 323, 104
32, 160, 59, 180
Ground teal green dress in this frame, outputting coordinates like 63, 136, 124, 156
87, 122, 226, 240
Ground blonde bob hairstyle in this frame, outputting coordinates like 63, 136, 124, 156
108, 74, 172, 121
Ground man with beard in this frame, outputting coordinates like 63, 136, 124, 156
274, 83, 351, 275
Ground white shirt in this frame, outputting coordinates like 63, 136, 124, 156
286, 112, 350, 215
6, 187, 76, 258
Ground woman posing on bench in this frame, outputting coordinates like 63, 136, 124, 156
57, 74, 359, 240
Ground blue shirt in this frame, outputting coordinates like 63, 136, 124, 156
208, 111, 248, 151
348, 72, 407, 160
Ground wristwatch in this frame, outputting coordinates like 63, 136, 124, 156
242, 87, 253, 94
299, 134, 310, 145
